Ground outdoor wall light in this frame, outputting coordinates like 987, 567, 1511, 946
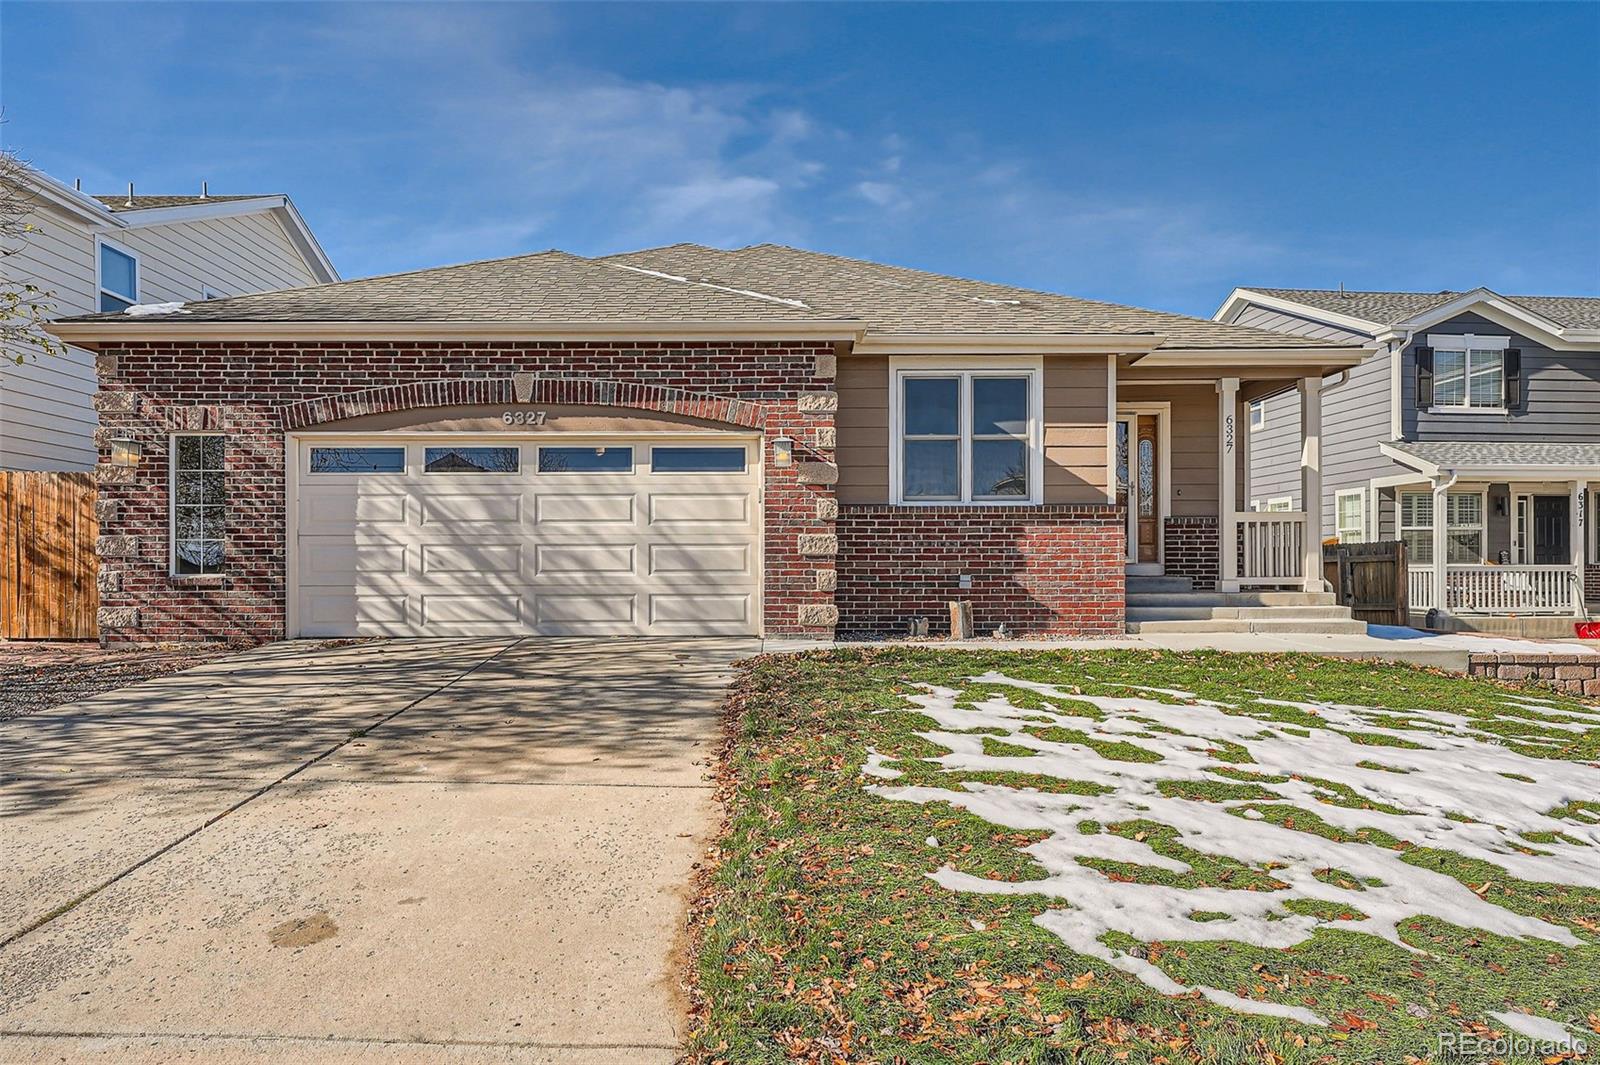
772, 437, 795, 467
109, 437, 143, 467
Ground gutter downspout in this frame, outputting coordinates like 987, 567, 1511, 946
1429, 469, 1458, 624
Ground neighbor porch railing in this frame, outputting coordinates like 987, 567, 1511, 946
1409, 564, 1579, 615
1236, 511, 1307, 586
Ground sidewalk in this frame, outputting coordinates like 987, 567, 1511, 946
765, 626, 1600, 673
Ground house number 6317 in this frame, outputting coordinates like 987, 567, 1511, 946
501, 410, 548, 426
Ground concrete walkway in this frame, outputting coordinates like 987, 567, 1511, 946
0, 637, 755, 1064
767, 627, 1598, 672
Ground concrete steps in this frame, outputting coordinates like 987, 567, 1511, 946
1124, 574, 1366, 636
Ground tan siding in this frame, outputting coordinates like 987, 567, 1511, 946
834, 354, 1110, 505
1043, 356, 1109, 504
836, 355, 889, 503
1121, 384, 1217, 516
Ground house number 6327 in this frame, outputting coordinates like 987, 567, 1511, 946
501, 410, 548, 426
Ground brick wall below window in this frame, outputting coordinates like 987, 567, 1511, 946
835, 504, 1125, 636
1163, 516, 1219, 591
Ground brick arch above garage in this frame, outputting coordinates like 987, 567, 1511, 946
279, 376, 768, 431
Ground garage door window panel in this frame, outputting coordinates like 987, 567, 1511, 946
538, 446, 634, 473
651, 446, 746, 473
310, 446, 406, 473
424, 446, 520, 473
172, 434, 225, 575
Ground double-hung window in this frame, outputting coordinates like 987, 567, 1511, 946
1248, 400, 1265, 431
894, 368, 1039, 503
171, 434, 225, 574
1335, 489, 1366, 543
1399, 490, 1484, 565
98, 239, 139, 312
1427, 334, 1510, 411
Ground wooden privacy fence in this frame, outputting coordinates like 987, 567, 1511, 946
1, 471, 99, 639
1323, 539, 1408, 627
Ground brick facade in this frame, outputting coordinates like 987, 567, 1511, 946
1162, 516, 1219, 591
835, 504, 1126, 636
91, 340, 838, 643
1587, 564, 1600, 605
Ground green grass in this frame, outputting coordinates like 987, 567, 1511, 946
687, 648, 1600, 1064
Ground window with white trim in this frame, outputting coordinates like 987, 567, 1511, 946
1248, 399, 1265, 431
1432, 347, 1504, 410
894, 369, 1038, 503
1264, 497, 1293, 513
1335, 489, 1366, 543
171, 434, 225, 574
1399, 490, 1484, 565
98, 239, 138, 312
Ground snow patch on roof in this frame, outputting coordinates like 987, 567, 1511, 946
123, 302, 190, 316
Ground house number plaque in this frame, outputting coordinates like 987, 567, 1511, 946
500, 410, 549, 426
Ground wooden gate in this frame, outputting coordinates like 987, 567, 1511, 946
1, 472, 99, 639
1323, 540, 1408, 627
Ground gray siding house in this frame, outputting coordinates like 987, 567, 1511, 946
1216, 287, 1600, 628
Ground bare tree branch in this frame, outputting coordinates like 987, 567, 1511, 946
1, 131, 67, 365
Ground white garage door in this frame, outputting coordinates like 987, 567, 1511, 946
292, 436, 761, 637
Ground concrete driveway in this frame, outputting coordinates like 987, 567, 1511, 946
0, 637, 755, 1064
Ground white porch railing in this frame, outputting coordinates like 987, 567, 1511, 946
1410, 564, 1579, 615
1236, 511, 1307, 585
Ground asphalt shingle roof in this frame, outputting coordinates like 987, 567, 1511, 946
92, 194, 272, 212
1388, 440, 1600, 471
1249, 288, 1600, 331
60, 243, 1343, 350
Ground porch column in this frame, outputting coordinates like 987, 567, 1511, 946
1572, 479, 1588, 617
1298, 376, 1323, 592
1432, 478, 1452, 616
1217, 377, 1240, 593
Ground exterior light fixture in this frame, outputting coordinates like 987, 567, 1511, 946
772, 437, 795, 467
109, 437, 143, 467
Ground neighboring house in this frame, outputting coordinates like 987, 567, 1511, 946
48, 244, 1366, 644
1216, 286, 1600, 628
1, 165, 336, 470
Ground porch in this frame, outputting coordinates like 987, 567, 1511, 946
1116, 373, 1331, 595
1378, 442, 1598, 621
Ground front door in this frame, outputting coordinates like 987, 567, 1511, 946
1115, 413, 1162, 567
1533, 496, 1570, 565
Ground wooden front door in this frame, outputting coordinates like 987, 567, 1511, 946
1116, 413, 1162, 566
1533, 496, 1570, 565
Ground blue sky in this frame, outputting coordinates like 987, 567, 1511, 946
4, 2, 1597, 316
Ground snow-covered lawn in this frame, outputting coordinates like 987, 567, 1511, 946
690, 649, 1600, 1064
868, 675, 1600, 1040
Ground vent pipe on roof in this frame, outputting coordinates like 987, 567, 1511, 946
1338, 282, 1347, 297
200, 180, 208, 200
125, 182, 134, 208
74, 178, 82, 191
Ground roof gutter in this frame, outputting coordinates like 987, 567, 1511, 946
1130, 346, 1368, 369
45, 318, 869, 347
852, 332, 1166, 356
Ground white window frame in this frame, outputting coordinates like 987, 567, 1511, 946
169, 432, 225, 577
1335, 488, 1367, 543
1248, 399, 1265, 431
888, 358, 1043, 506
1264, 497, 1294, 512
95, 235, 140, 312
1426, 333, 1509, 414
1399, 488, 1488, 565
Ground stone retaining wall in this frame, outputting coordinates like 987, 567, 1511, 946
1467, 653, 1600, 696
